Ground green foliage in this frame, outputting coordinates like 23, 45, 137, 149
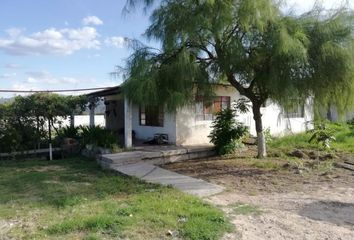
80, 126, 117, 149
0, 157, 231, 239
123, 47, 214, 111
0, 93, 87, 153
270, 122, 353, 153
58, 126, 80, 139
308, 122, 336, 149
209, 108, 248, 155
264, 127, 273, 144
231, 202, 263, 216
124, 0, 354, 157
0, 101, 41, 153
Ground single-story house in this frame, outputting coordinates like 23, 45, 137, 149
87, 84, 313, 147
324, 106, 354, 122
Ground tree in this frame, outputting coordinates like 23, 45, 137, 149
122, 0, 354, 158
0, 93, 87, 153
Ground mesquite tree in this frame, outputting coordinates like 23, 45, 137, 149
123, 0, 354, 158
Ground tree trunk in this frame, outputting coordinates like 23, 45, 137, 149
252, 103, 267, 158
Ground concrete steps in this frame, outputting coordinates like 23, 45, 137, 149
100, 151, 144, 169
99, 146, 215, 169
98, 145, 224, 197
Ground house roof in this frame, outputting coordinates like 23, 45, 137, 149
86, 86, 122, 98
86, 82, 232, 99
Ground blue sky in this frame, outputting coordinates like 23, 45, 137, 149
0, 0, 352, 97
0, 0, 154, 97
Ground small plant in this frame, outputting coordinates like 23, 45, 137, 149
58, 126, 80, 139
264, 127, 273, 143
80, 126, 117, 149
308, 122, 336, 149
209, 108, 248, 155
231, 202, 262, 216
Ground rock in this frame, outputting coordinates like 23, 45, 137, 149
282, 163, 291, 169
167, 230, 178, 237
289, 149, 307, 159
319, 153, 337, 161
307, 151, 318, 160
242, 137, 257, 145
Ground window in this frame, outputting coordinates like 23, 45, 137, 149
140, 105, 164, 127
196, 96, 231, 121
284, 104, 305, 118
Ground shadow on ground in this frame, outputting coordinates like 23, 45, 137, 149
299, 200, 354, 227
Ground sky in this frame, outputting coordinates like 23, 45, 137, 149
0, 0, 353, 97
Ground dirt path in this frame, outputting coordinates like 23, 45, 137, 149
163, 150, 354, 239
209, 184, 354, 240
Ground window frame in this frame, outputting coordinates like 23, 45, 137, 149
284, 104, 305, 118
195, 96, 231, 121
139, 105, 164, 127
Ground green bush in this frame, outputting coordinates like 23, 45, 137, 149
58, 126, 80, 139
209, 108, 248, 155
80, 126, 117, 149
308, 122, 336, 149
0, 93, 86, 154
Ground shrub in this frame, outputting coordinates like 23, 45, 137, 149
58, 126, 80, 139
209, 108, 248, 155
80, 126, 117, 149
308, 122, 336, 149
264, 127, 273, 143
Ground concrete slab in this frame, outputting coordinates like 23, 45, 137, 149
100, 151, 144, 164
100, 145, 222, 197
112, 162, 224, 197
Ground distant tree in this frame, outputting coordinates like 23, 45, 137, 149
122, 0, 354, 158
0, 93, 87, 153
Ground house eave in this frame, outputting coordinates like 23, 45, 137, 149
86, 86, 122, 98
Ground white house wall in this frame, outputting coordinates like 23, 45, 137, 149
176, 86, 241, 145
176, 85, 313, 146
131, 104, 177, 144
256, 99, 313, 137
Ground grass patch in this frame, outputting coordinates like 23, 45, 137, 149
270, 122, 354, 153
250, 160, 283, 170
0, 157, 231, 239
230, 202, 262, 216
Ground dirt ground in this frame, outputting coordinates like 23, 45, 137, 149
164, 148, 354, 240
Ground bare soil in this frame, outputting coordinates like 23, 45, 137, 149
164, 148, 354, 240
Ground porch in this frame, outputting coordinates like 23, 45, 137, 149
86, 86, 134, 148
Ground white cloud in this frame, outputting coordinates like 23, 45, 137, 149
6, 77, 120, 97
12, 83, 39, 92
4, 63, 21, 69
0, 27, 100, 55
105, 36, 127, 48
25, 71, 80, 85
5, 28, 24, 38
82, 16, 103, 26
0, 73, 16, 78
